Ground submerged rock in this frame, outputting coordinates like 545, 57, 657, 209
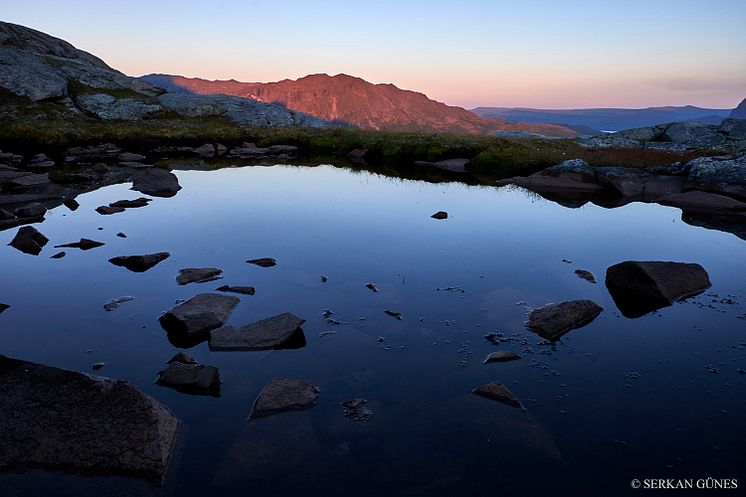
574, 269, 597, 283
365, 282, 378, 292
605, 261, 712, 318
473, 381, 523, 408
103, 296, 135, 312
109, 252, 170, 272
246, 257, 277, 267
341, 398, 374, 422
8, 226, 48, 255
216, 285, 256, 295
131, 169, 181, 198
482, 351, 522, 364
249, 378, 320, 420
156, 354, 220, 397
159, 293, 239, 337
0, 355, 180, 484
209, 312, 306, 351
54, 238, 105, 250
526, 300, 603, 341
176, 267, 223, 285
431, 211, 448, 219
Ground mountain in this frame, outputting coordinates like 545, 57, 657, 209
470, 106, 732, 132
141, 73, 578, 137
731, 98, 746, 119
0, 22, 328, 127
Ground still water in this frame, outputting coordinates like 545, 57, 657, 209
1, 163, 744, 496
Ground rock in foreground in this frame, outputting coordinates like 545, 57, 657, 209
605, 261, 711, 318
0, 355, 180, 484
526, 300, 603, 341
131, 169, 181, 198
473, 381, 523, 408
109, 252, 171, 272
209, 312, 306, 351
159, 293, 239, 337
8, 226, 48, 255
249, 378, 320, 420
156, 353, 220, 397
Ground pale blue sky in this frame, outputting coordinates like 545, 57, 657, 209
3, 0, 745, 108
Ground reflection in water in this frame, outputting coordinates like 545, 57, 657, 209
0, 163, 745, 496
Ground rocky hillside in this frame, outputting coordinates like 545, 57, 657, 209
141, 73, 578, 137
731, 98, 746, 119
0, 22, 327, 127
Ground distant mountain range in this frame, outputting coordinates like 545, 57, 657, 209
731, 98, 746, 119
470, 106, 733, 132
141, 73, 578, 137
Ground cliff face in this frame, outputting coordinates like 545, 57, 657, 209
141, 73, 578, 137
731, 98, 746, 119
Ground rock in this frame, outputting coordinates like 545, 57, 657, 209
91, 362, 105, 370
27, 153, 55, 169
91, 163, 109, 174
156, 355, 220, 397
0, 150, 23, 165
574, 269, 597, 283
118, 161, 153, 168
718, 119, 746, 141
384, 310, 403, 320
215, 143, 227, 155
482, 351, 521, 363
473, 381, 523, 408
663, 121, 726, 149
50, 251, 65, 259
75, 93, 162, 120
192, 143, 216, 157
659, 191, 746, 214
109, 252, 170, 272
413, 158, 469, 172
526, 300, 603, 341
431, 211, 448, 219
131, 168, 181, 198
731, 100, 746, 119
54, 238, 105, 250
116, 232, 127, 238
320, 275, 328, 283
497, 174, 604, 194
6, 172, 50, 188
594, 167, 648, 197
365, 282, 378, 292
168, 352, 197, 364
65, 143, 121, 161
0, 304, 9, 314
684, 154, 746, 200
216, 285, 256, 295
347, 148, 368, 159
341, 398, 374, 422
96, 205, 125, 215
605, 261, 712, 318
0, 354, 179, 484
62, 197, 79, 210
159, 293, 239, 338
103, 296, 135, 312
8, 226, 48, 255
176, 267, 223, 285
248, 378, 320, 420
540, 158, 597, 183
209, 312, 306, 351
247, 257, 277, 267
117, 152, 146, 162
13, 202, 46, 218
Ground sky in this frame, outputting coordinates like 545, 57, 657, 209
3, 0, 746, 109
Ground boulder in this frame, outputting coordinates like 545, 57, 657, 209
216, 285, 256, 295
117, 152, 146, 162
249, 378, 320, 420
718, 119, 746, 141
209, 312, 306, 351
431, 211, 448, 219
526, 300, 603, 341
156, 354, 220, 397
54, 238, 105, 250
605, 261, 711, 318
663, 121, 726, 149
413, 158, 469, 172
109, 252, 170, 272
192, 143, 215, 157
482, 351, 521, 363
75, 93, 162, 120
8, 226, 48, 255
176, 267, 223, 285
0, 354, 179, 484
684, 154, 746, 200
27, 153, 55, 169
538, 158, 597, 183
131, 168, 181, 198
159, 293, 239, 337
473, 381, 523, 408
246, 257, 277, 267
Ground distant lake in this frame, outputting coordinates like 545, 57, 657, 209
1, 163, 744, 496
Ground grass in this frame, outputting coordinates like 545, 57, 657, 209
0, 90, 713, 178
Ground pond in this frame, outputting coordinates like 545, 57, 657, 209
1, 163, 744, 496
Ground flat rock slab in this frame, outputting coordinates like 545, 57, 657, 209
54, 238, 105, 250
527, 300, 603, 341
131, 169, 181, 198
8, 226, 48, 255
249, 378, 319, 420
483, 351, 522, 364
473, 381, 523, 408
605, 261, 712, 318
216, 285, 256, 295
109, 198, 152, 208
209, 312, 306, 351
0, 355, 180, 484
103, 296, 135, 311
109, 252, 170, 272
247, 257, 277, 267
177, 267, 223, 285
156, 354, 220, 397
159, 293, 239, 337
